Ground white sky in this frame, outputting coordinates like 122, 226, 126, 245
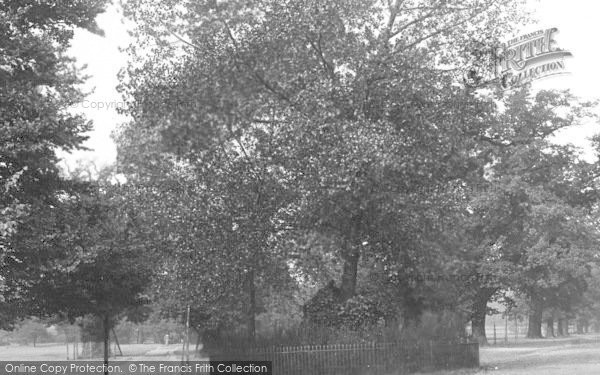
59, 4, 129, 170
60, 0, 600, 169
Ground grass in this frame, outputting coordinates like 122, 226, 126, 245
0, 343, 176, 361
419, 334, 600, 375
4, 334, 600, 374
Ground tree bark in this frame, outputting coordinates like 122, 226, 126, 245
340, 243, 359, 301
195, 332, 202, 352
103, 314, 110, 375
246, 269, 256, 345
527, 295, 543, 338
545, 317, 555, 337
557, 318, 565, 336
470, 288, 496, 346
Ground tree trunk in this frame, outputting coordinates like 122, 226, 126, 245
246, 269, 256, 345
471, 316, 487, 346
564, 318, 570, 335
545, 317, 555, 337
195, 331, 202, 352
557, 318, 566, 336
103, 314, 110, 375
526, 295, 543, 338
470, 288, 495, 346
340, 243, 359, 301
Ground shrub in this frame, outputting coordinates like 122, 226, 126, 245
338, 295, 385, 329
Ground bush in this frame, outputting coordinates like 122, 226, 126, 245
303, 284, 387, 330
302, 281, 344, 326
206, 309, 466, 355
399, 310, 468, 345
337, 295, 385, 329
0, 330, 11, 345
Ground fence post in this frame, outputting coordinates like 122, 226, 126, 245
233, 338, 482, 374
429, 340, 433, 367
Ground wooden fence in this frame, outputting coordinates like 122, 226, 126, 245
211, 341, 479, 375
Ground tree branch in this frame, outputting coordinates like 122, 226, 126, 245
396, 1, 497, 52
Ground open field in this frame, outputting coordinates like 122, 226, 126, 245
0, 343, 207, 361
425, 335, 600, 375
3, 335, 600, 374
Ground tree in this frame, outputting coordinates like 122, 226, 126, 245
575, 266, 600, 333
14, 317, 49, 347
6, 178, 152, 370
461, 88, 600, 343
118, 0, 529, 338
0, 0, 109, 328
114, 138, 296, 344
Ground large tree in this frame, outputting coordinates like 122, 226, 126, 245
0, 0, 109, 328
118, 0, 529, 337
7, 178, 152, 368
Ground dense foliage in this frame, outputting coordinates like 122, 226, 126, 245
3, 0, 600, 355
114, 0, 600, 346
0, 0, 110, 329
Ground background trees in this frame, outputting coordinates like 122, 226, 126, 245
459, 89, 599, 343
11, 317, 49, 347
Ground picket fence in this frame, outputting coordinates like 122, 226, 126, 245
211, 341, 479, 375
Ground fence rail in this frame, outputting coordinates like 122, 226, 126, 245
211, 341, 479, 375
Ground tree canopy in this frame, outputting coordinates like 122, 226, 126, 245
0, 0, 110, 329
3, 0, 600, 353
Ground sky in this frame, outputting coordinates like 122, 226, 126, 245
59, 4, 129, 171
526, 0, 600, 160
61, 0, 600, 169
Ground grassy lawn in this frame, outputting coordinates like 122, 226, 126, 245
3, 335, 600, 374
420, 335, 600, 375
0, 343, 173, 361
